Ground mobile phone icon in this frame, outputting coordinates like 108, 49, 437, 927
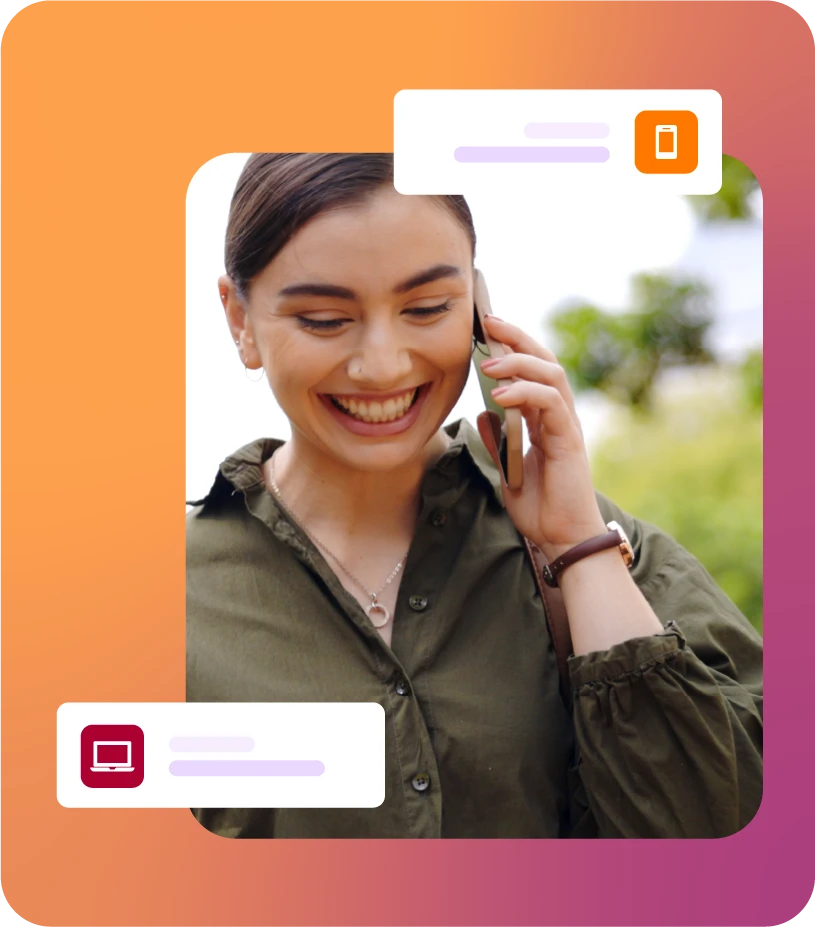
655, 124, 678, 159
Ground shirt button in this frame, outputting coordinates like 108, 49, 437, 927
408, 594, 428, 612
411, 773, 431, 793
430, 509, 447, 527
395, 678, 410, 696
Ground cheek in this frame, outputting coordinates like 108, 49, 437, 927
435, 317, 477, 368
266, 336, 345, 405
415, 305, 472, 355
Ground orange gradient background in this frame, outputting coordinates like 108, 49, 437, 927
3, 3, 814, 926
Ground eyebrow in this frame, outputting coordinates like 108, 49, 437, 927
276, 263, 464, 300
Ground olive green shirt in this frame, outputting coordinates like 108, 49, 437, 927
186, 418, 763, 839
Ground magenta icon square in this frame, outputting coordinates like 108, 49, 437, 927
80, 724, 144, 788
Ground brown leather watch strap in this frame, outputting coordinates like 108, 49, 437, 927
542, 528, 623, 588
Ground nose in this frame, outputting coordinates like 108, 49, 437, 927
347, 319, 413, 386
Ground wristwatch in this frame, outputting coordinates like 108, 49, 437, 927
541, 520, 634, 588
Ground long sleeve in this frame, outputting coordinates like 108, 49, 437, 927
566, 494, 763, 838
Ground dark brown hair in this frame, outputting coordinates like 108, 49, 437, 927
224, 153, 477, 302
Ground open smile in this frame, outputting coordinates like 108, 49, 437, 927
329, 386, 421, 423
318, 383, 432, 436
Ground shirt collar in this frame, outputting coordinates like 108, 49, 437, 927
187, 417, 503, 509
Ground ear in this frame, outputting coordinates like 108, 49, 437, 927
476, 410, 507, 488
219, 275, 261, 368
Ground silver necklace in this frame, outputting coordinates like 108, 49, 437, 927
268, 450, 408, 628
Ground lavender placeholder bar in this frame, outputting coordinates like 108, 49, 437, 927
524, 122, 609, 138
454, 146, 609, 163
169, 760, 325, 776
169, 736, 255, 752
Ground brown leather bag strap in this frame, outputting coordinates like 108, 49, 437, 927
523, 537, 573, 708
475, 410, 574, 706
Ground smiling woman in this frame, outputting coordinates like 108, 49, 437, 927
220, 164, 475, 478
186, 153, 763, 840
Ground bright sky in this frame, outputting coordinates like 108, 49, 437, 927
187, 154, 762, 501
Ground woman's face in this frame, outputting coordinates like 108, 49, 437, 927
228, 187, 474, 472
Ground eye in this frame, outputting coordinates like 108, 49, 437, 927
404, 300, 453, 319
295, 316, 350, 332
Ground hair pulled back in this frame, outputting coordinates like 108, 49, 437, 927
224, 153, 476, 302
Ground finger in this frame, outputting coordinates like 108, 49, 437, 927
481, 354, 579, 423
483, 315, 559, 364
520, 404, 544, 452
491, 380, 583, 454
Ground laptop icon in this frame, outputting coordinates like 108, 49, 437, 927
91, 740, 135, 772
81, 725, 144, 788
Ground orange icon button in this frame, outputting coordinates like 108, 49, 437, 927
635, 110, 698, 174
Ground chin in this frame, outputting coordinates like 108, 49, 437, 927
331, 436, 435, 472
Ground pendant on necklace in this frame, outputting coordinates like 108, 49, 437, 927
368, 598, 390, 628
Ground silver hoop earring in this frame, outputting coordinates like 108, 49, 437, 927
244, 361, 265, 383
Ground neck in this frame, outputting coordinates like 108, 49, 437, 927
265, 428, 453, 540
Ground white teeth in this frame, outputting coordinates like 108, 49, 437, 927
332, 387, 420, 423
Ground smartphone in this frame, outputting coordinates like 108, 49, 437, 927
655, 124, 678, 160
472, 269, 523, 489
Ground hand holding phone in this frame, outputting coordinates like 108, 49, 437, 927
470, 270, 608, 562
472, 269, 524, 490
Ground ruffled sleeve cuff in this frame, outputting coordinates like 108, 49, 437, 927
567, 620, 686, 690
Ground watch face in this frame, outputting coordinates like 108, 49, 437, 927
607, 520, 635, 568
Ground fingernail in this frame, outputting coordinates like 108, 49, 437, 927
481, 358, 499, 368
486, 314, 503, 322
491, 386, 509, 396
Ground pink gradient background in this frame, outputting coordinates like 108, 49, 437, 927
2, 2, 813, 925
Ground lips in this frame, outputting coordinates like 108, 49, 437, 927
318, 383, 432, 437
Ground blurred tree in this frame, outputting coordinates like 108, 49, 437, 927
550, 272, 717, 411
548, 157, 763, 630
687, 155, 759, 221
589, 366, 763, 632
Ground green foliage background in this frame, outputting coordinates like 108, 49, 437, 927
548, 158, 763, 633
589, 368, 763, 632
